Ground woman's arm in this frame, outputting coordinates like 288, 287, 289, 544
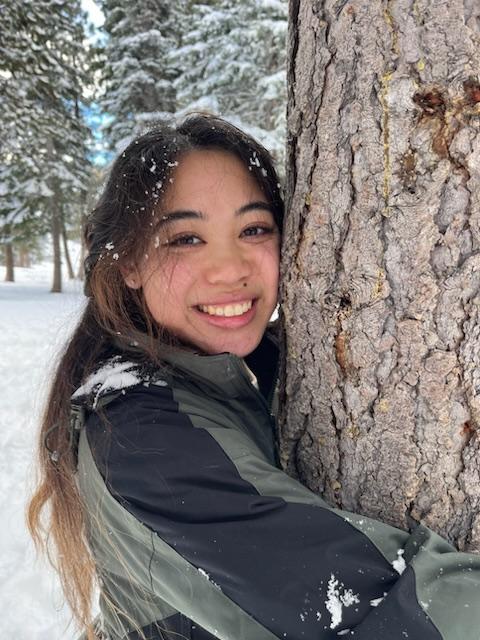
83, 383, 480, 640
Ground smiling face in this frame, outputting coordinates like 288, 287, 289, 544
127, 149, 280, 357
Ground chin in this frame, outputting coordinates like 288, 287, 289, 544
191, 335, 255, 357
178, 326, 266, 358
217, 337, 262, 358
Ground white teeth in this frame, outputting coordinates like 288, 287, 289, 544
199, 300, 253, 317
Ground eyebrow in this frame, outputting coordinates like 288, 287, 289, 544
157, 201, 275, 227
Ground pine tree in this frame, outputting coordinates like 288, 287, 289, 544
282, 0, 480, 551
0, 0, 37, 280
100, 0, 179, 151
172, 0, 287, 163
0, 0, 91, 290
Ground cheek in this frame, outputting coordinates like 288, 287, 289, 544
143, 260, 196, 313
261, 245, 280, 293
166, 260, 197, 294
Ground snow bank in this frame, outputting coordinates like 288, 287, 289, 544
0, 261, 86, 639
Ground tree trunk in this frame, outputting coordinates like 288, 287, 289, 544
51, 206, 62, 293
61, 218, 75, 280
77, 211, 87, 279
4, 242, 14, 282
18, 246, 31, 268
281, 0, 480, 551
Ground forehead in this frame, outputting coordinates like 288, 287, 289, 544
163, 149, 265, 208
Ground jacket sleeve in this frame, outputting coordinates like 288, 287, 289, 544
84, 383, 480, 640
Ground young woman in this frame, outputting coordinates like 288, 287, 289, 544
28, 114, 480, 640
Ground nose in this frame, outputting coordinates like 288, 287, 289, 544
203, 242, 253, 286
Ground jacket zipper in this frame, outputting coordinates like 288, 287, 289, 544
235, 358, 281, 467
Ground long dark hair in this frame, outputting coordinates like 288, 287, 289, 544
27, 113, 284, 639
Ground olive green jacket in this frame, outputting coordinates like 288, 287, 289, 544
74, 337, 480, 639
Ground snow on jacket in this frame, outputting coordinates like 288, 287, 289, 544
73, 334, 480, 640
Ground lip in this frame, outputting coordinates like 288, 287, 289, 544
193, 299, 258, 329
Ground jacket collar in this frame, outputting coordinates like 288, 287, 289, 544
160, 330, 279, 404
73, 330, 279, 409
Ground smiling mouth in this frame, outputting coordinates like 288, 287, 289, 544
197, 300, 254, 317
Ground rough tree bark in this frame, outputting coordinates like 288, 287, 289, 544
280, 0, 480, 551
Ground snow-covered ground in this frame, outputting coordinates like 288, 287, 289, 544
0, 260, 86, 639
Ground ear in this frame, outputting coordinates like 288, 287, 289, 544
120, 264, 142, 290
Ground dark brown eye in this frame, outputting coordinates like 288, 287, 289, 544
169, 234, 203, 246
242, 225, 274, 237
